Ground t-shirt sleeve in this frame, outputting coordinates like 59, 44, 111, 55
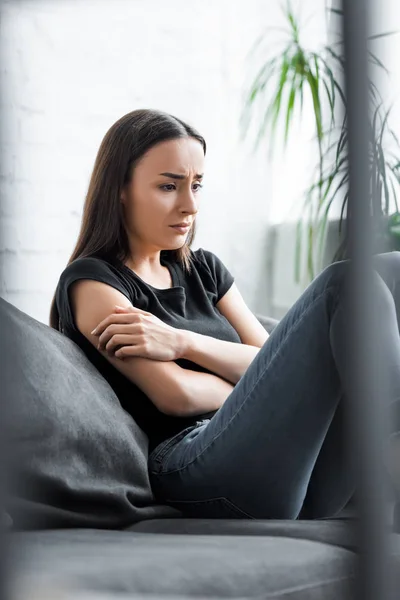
56, 257, 132, 333
199, 248, 235, 303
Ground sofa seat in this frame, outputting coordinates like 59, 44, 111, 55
11, 525, 357, 600
131, 516, 357, 551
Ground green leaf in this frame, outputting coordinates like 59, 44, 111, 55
247, 57, 280, 101
321, 136, 342, 161
316, 213, 328, 267
377, 142, 390, 214
329, 8, 343, 16
252, 64, 290, 151
325, 171, 350, 215
336, 117, 348, 164
241, 64, 281, 138
316, 171, 341, 216
380, 106, 392, 144
389, 126, 400, 147
248, 52, 291, 151
325, 46, 345, 69
368, 31, 399, 41
284, 65, 298, 143
286, 2, 300, 43
369, 50, 389, 74
307, 217, 315, 281
240, 50, 291, 143
338, 192, 349, 234
388, 171, 399, 212
371, 102, 383, 139
369, 79, 383, 104
318, 55, 346, 106
271, 54, 291, 131
320, 180, 343, 220
298, 75, 304, 114
322, 78, 334, 127
295, 218, 303, 283
306, 67, 323, 141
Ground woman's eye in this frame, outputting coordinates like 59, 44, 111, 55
160, 182, 203, 192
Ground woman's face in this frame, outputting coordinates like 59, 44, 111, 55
121, 137, 205, 254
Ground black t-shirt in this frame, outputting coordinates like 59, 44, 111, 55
55, 248, 241, 453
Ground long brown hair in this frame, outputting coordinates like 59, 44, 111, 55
49, 109, 206, 330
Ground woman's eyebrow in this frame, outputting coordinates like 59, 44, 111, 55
159, 172, 204, 180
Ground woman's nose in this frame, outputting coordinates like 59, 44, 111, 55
181, 190, 198, 214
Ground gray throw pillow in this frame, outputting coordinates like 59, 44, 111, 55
0, 298, 179, 530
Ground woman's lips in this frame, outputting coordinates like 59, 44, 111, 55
170, 225, 190, 234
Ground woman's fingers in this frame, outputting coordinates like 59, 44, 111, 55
102, 333, 139, 353
97, 322, 139, 349
114, 345, 147, 359
92, 310, 145, 336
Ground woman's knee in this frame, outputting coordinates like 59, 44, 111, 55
313, 260, 349, 295
328, 260, 396, 318
316, 255, 396, 304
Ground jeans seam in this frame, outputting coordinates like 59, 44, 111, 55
149, 424, 202, 464
156, 285, 337, 477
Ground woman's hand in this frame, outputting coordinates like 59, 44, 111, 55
91, 305, 187, 361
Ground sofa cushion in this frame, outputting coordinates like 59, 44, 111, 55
1, 298, 179, 529
130, 517, 356, 550
11, 529, 356, 600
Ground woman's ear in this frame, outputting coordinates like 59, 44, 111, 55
120, 183, 129, 205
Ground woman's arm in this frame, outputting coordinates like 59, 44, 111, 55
70, 278, 234, 416
173, 369, 235, 417
180, 332, 260, 385
177, 283, 270, 385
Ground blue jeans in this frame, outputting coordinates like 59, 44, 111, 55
148, 252, 400, 520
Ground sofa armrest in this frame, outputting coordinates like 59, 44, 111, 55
256, 314, 279, 335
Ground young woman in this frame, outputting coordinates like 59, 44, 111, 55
50, 108, 400, 520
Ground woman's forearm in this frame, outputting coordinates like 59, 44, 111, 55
178, 330, 261, 385
175, 368, 235, 417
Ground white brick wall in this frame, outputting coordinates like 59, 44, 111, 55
0, 0, 274, 324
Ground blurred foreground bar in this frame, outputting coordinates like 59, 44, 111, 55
342, 0, 394, 598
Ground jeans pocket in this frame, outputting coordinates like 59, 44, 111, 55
148, 423, 202, 470
162, 496, 255, 520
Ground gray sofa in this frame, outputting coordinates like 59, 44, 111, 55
1, 296, 398, 599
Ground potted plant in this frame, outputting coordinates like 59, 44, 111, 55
241, 2, 400, 283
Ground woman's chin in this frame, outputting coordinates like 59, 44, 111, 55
164, 239, 188, 251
